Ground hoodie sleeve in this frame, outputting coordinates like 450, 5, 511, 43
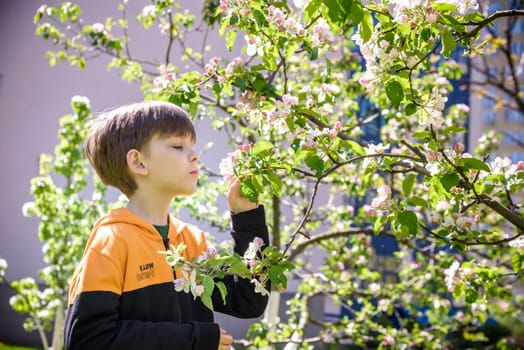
64, 241, 220, 350
212, 205, 270, 318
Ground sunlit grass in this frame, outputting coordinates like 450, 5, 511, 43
0, 344, 39, 350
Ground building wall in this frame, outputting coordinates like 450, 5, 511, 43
468, 0, 524, 161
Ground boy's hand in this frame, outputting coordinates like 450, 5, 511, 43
218, 328, 233, 350
227, 177, 258, 214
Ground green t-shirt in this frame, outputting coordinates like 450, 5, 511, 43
153, 224, 169, 245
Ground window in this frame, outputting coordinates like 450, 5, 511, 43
503, 130, 524, 145
510, 152, 524, 163
481, 97, 496, 124
511, 41, 524, 57
370, 235, 399, 284
505, 109, 524, 123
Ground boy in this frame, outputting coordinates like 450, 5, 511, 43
64, 101, 269, 350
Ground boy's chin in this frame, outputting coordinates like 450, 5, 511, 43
174, 188, 197, 197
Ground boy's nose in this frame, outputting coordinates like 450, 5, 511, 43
189, 150, 199, 162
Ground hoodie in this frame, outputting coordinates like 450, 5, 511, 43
64, 206, 269, 350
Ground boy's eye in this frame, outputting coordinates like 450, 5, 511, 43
172, 146, 183, 150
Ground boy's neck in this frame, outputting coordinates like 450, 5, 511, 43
126, 194, 172, 226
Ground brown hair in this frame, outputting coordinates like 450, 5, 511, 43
84, 100, 196, 197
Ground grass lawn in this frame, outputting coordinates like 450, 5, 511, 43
0, 344, 39, 350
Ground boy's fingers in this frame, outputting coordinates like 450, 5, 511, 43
218, 328, 233, 349
227, 176, 240, 191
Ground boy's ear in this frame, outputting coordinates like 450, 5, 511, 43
126, 149, 149, 176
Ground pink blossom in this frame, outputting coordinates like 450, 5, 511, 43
303, 140, 317, 149
282, 94, 298, 106
455, 311, 465, 321
192, 284, 205, 297
36, 5, 48, 15
382, 334, 394, 346
444, 261, 460, 292
254, 237, 265, 247
328, 128, 338, 137
397, 14, 409, 24
321, 332, 335, 343
153, 76, 167, 89
427, 12, 440, 24
92, 23, 105, 33
219, 154, 236, 181
158, 64, 168, 74
156, 23, 168, 35
359, 77, 369, 86
362, 204, 377, 216
173, 278, 185, 292
142, 5, 156, 17
233, 56, 243, 65
509, 237, 524, 249
454, 142, 464, 154
238, 144, 250, 152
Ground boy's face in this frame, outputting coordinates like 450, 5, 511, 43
139, 133, 199, 197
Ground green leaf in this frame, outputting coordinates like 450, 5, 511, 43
405, 103, 417, 116
230, 12, 240, 26
240, 178, 259, 203
252, 76, 267, 92
408, 196, 428, 208
322, 0, 350, 25
433, 3, 458, 12
263, 46, 278, 71
385, 80, 404, 108
359, 10, 373, 42
225, 30, 237, 51
341, 140, 365, 156
512, 253, 524, 272
440, 172, 459, 192
216, 281, 228, 305
203, 275, 215, 293
305, 154, 324, 176
402, 174, 416, 197
264, 171, 282, 197
373, 215, 387, 233
200, 291, 214, 311
441, 28, 456, 58
412, 131, 432, 140
442, 126, 467, 135
305, 0, 322, 24
349, 1, 363, 25
465, 287, 478, 303
252, 141, 274, 154
462, 158, 490, 172
285, 42, 299, 60
397, 210, 418, 235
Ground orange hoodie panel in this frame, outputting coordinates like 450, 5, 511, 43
68, 208, 208, 305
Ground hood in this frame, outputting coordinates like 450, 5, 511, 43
90, 208, 188, 242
